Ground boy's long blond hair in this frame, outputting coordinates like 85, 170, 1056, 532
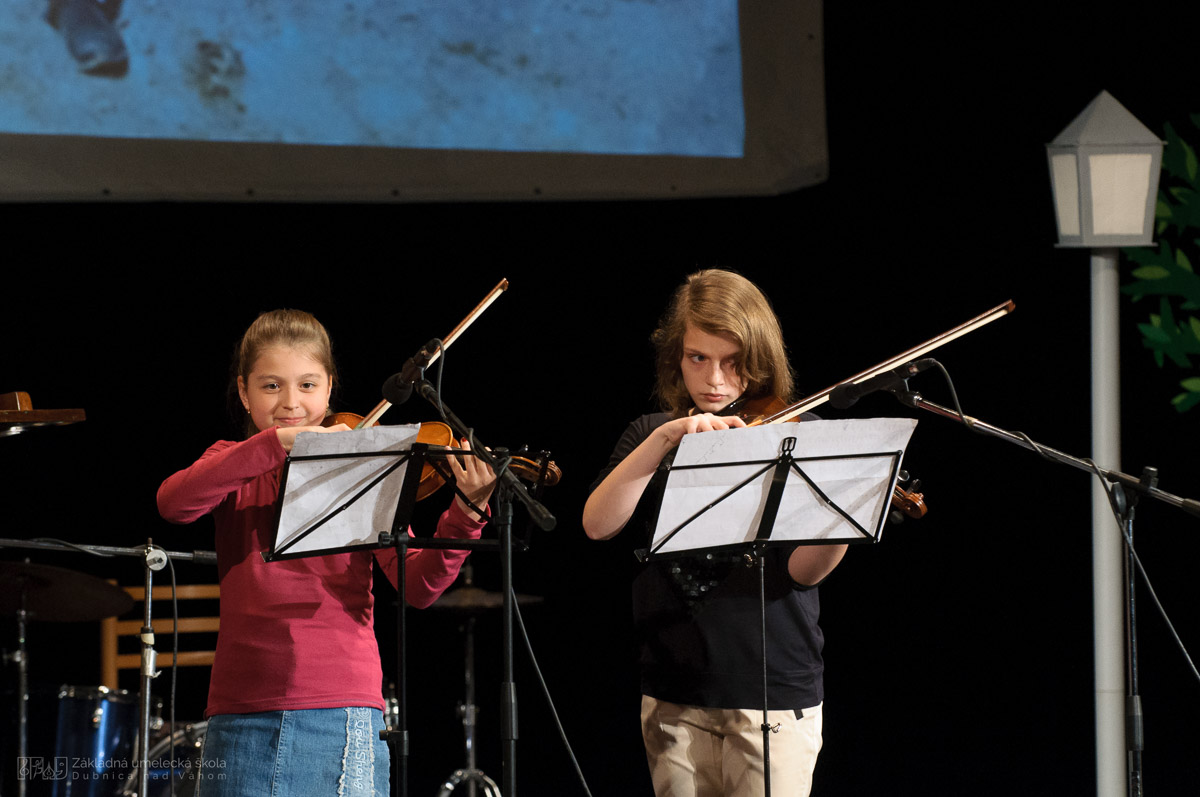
651, 270, 793, 418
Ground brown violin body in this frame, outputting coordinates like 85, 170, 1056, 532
325, 412, 460, 500
323, 412, 560, 499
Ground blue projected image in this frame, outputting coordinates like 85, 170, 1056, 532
0, 0, 745, 158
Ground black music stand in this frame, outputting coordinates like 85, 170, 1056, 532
263, 425, 435, 562
637, 419, 916, 797
262, 424, 498, 797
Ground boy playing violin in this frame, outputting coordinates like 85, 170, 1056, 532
584, 269, 844, 797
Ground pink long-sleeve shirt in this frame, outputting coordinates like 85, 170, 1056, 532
157, 428, 483, 717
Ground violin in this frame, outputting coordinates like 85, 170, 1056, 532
716, 394, 928, 521
323, 411, 561, 501
705, 301, 1016, 521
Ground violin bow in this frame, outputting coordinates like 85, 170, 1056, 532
357, 278, 510, 429
749, 299, 1016, 426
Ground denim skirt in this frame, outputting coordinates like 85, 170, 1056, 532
196, 707, 389, 797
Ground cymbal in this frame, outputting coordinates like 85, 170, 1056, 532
0, 561, 134, 622
429, 586, 543, 613
0, 391, 85, 436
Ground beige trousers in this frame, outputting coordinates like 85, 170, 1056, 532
640, 695, 823, 797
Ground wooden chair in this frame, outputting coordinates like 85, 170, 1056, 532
100, 583, 220, 691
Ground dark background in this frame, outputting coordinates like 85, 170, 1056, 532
4, 4, 1200, 796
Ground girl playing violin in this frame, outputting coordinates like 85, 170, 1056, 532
157, 309, 495, 797
583, 269, 844, 797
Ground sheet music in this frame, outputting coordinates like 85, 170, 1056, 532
275, 424, 422, 555
652, 418, 917, 553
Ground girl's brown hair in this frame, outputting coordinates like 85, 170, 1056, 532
651, 270, 793, 418
228, 309, 338, 438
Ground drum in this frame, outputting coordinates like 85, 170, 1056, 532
119, 720, 206, 797
52, 685, 138, 797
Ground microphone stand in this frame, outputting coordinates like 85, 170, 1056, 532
885, 388, 1199, 796
889, 391, 1200, 518
409, 378, 556, 797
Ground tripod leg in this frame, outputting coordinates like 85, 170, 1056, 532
435, 769, 501, 797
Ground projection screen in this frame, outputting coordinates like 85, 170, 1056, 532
0, 0, 826, 201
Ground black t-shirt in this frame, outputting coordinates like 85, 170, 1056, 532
591, 413, 825, 710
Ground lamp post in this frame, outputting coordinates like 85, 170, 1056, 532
1046, 90, 1163, 797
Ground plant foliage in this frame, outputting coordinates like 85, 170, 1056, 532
1122, 113, 1200, 412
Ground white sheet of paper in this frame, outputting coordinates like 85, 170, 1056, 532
274, 424, 423, 556
652, 418, 917, 553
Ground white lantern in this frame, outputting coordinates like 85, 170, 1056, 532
1046, 91, 1163, 247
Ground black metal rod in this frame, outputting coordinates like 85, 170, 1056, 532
497, 489, 518, 797
758, 548, 772, 797
901, 395, 1200, 518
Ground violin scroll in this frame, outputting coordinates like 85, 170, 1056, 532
889, 473, 927, 523
506, 447, 562, 489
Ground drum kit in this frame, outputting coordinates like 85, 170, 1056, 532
3, 393, 203, 797
0, 559, 206, 797
1, 560, 206, 797
1, 556, 543, 797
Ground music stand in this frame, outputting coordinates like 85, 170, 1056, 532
639, 419, 916, 796
262, 424, 497, 797
264, 425, 430, 561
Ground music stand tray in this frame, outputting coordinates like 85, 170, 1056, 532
263, 424, 429, 562
646, 418, 918, 559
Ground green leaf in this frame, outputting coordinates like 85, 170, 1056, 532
1160, 296, 1178, 328
1177, 248, 1193, 272
1186, 138, 1200, 182
1132, 266, 1171, 280
1163, 123, 1187, 180
1124, 246, 1164, 266
1172, 391, 1200, 412
1139, 323, 1172, 343
1191, 316, 1200, 341
1181, 377, 1200, 391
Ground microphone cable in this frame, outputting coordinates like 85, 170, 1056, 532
511, 588, 595, 797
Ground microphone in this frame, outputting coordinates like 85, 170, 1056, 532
382, 339, 441, 406
828, 358, 936, 409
